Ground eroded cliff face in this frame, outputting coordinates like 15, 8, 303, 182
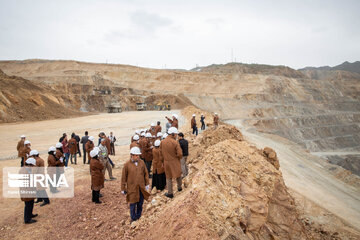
133, 125, 308, 240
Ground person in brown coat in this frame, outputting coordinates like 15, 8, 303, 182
20, 140, 31, 167
121, 147, 150, 222
130, 135, 140, 149
17, 135, 26, 166
213, 113, 219, 129
144, 133, 154, 177
47, 146, 61, 193
85, 136, 95, 164
149, 123, 157, 136
191, 114, 198, 136
69, 134, 78, 164
30, 150, 50, 206
100, 132, 115, 168
55, 142, 65, 181
20, 158, 38, 224
165, 114, 179, 129
152, 140, 166, 191
159, 127, 183, 198
90, 147, 104, 204
138, 132, 147, 160
155, 121, 162, 135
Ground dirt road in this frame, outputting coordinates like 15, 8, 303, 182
226, 119, 360, 231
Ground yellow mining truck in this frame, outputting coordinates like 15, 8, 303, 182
156, 102, 171, 111
136, 102, 147, 111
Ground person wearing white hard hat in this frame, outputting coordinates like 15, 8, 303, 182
99, 138, 116, 181
149, 123, 156, 136
159, 127, 183, 198
213, 113, 219, 129
156, 132, 163, 140
55, 143, 65, 182
20, 157, 38, 224
121, 147, 150, 222
47, 146, 61, 193
130, 135, 140, 149
30, 150, 50, 206
20, 140, 31, 167
200, 114, 206, 130
151, 139, 166, 191
165, 114, 179, 129
138, 132, 147, 161
143, 133, 154, 177
162, 133, 168, 140
90, 147, 104, 204
191, 114, 198, 136
85, 136, 95, 164
69, 134, 78, 165
17, 135, 26, 166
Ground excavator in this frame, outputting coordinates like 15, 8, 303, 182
156, 102, 171, 111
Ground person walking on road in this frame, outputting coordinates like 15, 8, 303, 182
200, 114, 205, 130
99, 138, 116, 181
121, 147, 150, 222
74, 133, 81, 158
69, 134, 78, 165
85, 136, 95, 164
160, 127, 183, 198
108, 132, 116, 155
47, 146, 61, 193
17, 135, 26, 167
20, 140, 32, 167
20, 158, 38, 224
30, 150, 50, 206
80, 131, 89, 164
61, 136, 70, 167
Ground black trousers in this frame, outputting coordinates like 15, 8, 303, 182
83, 148, 87, 164
145, 161, 152, 176
21, 157, 24, 167
192, 126, 198, 136
36, 190, 50, 203
201, 122, 205, 130
24, 200, 34, 223
77, 143, 81, 156
92, 190, 100, 202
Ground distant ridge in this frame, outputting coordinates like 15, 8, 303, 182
300, 61, 360, 74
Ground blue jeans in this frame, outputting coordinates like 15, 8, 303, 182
129, 190, 144, 221
64, 153, 70, 167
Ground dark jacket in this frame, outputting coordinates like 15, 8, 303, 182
80, 136, 89, 149
75, 135, 80, 143
179, 138, 189, 157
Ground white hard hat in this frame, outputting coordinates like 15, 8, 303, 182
192, 114, 195, 117
145, 132, 152, 138
140, 132, 145, 137
201, 113, 203, 116
172, 114, 178, 119
162, 133, 168, 139
56, 142, 63, 148
151, 122, 155, 127
157, 132, 163, 137
25, 157, 36, 166
24, 140, 31, 145
135, 130, 141, 135
21, 135, 26, 138
29, 150, 39, 156
215, 113, 218, 115
168, 127, 179, 134
48, 146, 56, 152
90, 147, 100, 158
154, 140, 161, 147
89, 136, 94, 141
130, 147, 141, 155
133, 135, 139, 141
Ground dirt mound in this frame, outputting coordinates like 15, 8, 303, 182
133, 125, 308, 239
0, 69, 84, 123
263, 147, 280, 170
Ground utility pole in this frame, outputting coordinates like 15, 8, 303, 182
231, 48, 233, 62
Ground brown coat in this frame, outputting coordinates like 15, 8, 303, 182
17, 139, 25, 157
55, 150, 65, 173
143, 139, 153, 162
104, 137, 111, 153
34, 156, 46, 190
159, 136, 183, 179
152, 147, 164, 174
214, 115, 219, 125
191, 117, 196, 128
20, 166, 36, 201
47, 154, 61, 177
130, 141, 140, 149
138, 138, 147, 159
154, 125, 162, 135
20, 146, 31, 159
121, 159, 150, 203
85, 141, 94, 160
90, 158, 105, 191
68, 138, 78, 155
149, 127, 156, 136
166, 117, 179, 129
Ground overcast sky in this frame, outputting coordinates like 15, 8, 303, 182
0, 0, 359, 70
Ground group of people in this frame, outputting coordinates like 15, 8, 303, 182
16, 112, 220, 224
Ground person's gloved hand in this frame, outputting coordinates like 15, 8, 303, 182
145, 185, 150, 191
121, 191, 127, 195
